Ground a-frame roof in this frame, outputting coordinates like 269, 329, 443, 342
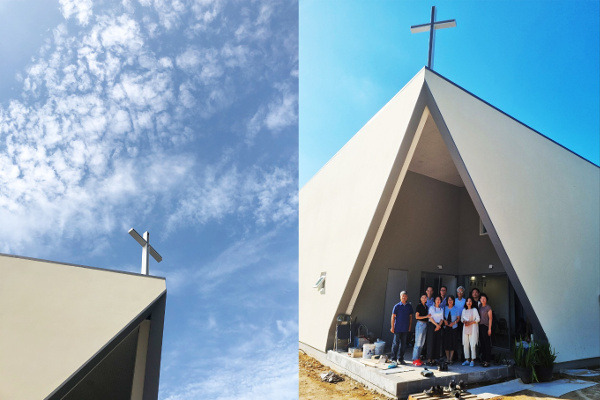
0, 253, 166, 399
299, 68, 600, 362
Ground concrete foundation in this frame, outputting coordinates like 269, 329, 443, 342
301, 341, 514, 400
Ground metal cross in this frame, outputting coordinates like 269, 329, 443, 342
410, 6, 456, 70
129, 228, 162, 275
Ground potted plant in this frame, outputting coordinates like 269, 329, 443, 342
535, 342, 557, 382
513, 340, 531, 383
513, 340, 538, 383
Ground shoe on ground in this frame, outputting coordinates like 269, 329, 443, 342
424, 386, 435, 396
469, 361, 475, 367
462, 360, 469, 366
398, 359, 406, 365
413, 359, 423, 366
446, 379, 456, 391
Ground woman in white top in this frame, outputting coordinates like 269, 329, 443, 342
461, 297, 480, 367
426, 296, 444, 365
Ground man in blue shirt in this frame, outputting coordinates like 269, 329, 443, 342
425, 286, 435, 308
390, 291, 413, 364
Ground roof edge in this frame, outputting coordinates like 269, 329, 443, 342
0, 252, 166, 281
44, 290, 167, 400
301, 67, 427, 191
423, 67, 599, 169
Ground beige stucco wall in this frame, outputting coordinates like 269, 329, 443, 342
426, 70, 600, 362
0, 254, 166, 400
458, 189, 504, 275
299, 70, 426, 351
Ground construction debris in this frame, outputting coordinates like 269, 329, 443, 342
320, 371, 344, 384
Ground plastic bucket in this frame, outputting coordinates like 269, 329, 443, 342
374, 340, 385, 355
363, 343, 376, 359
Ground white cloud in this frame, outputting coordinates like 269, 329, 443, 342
161, 320, 298, 400
175, 48, 202, 72
59, 0, 93, 26
265, 92, 297, 132
167, 163, 297, 233
0, 10, 194, 253
246, 84, 298, 143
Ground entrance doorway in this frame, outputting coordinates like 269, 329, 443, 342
459, 273, 528, 350
420, 272, 457, 302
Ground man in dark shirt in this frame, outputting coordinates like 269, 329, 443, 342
390, 291, 413, 364
439, 286, 448, 308
412, 294, 430, 365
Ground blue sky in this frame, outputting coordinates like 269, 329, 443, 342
300, 0, 600, 187
0, 1, 297, 399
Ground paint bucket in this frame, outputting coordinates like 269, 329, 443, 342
374, 340, 385, 355
363, 343, 376, 359
348, 347, 362, 358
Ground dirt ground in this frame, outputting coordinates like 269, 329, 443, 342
299, 351, 600, 400
299, 351, 393, 399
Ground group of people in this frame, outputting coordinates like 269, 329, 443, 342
389, 286, 493, 368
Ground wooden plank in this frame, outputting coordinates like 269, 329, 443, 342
408, 392, 483, 400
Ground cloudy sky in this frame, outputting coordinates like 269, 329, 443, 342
0, 0, 297, 399
300, 1, 600, 187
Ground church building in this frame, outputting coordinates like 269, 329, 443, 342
299, 67, 599, 366
0, 253, 166, 400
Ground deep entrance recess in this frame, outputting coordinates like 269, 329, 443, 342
350, 111, 535, 355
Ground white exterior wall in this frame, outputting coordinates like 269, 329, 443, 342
299, 70, 425, 351
426, 70, 600, 362
0, 255, 166, 400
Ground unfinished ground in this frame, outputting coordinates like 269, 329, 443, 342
299, 351, 600, 400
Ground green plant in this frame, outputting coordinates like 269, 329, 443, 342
513, 340, 527, 368
513, 339, 540, 382
537, 342, 557, 368
525, 340, 539, 382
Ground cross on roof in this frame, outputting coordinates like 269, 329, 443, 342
410, 6, 456, 70
129, 228, 162, 275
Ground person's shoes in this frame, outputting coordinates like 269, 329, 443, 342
446, 379, 456, 392
413, 359, 423, 366
469, 361, 475, 367
424, 386, 436, 396
421, 367, 434, 377
462, 360, 469, 366
482, 361, 489, 367
398, 359, 406, 365
456, 380, 467, 392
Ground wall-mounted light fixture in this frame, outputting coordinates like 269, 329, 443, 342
470, 276, 476, 281
437, 265, 443, 270
314, 272, 326, 294
488, 264, 493, 269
